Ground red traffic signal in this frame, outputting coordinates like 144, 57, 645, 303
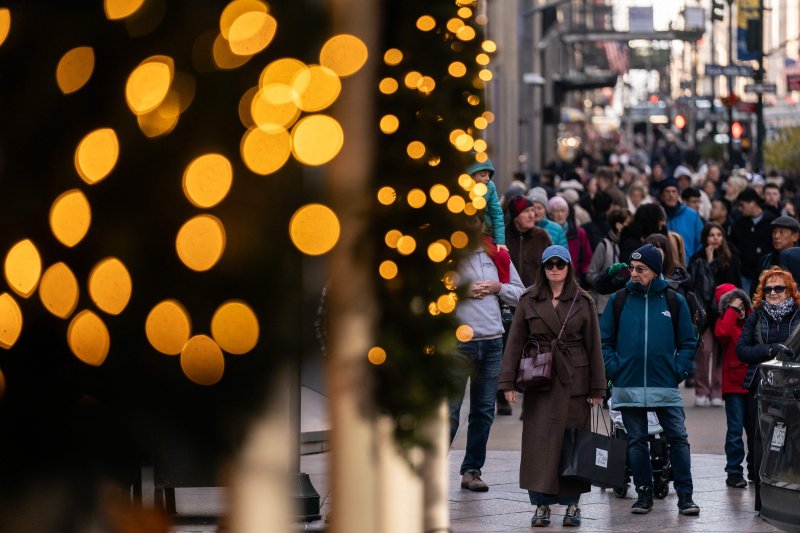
674, 114, 687, 129
732, 121, 744, 139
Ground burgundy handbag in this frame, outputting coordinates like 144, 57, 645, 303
515, 291, 579, 392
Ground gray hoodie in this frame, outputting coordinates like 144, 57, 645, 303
456, 249, 525, 340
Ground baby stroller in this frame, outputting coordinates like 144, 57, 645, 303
608, 409, 673, 499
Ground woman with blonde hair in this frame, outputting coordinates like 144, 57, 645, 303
737, 266, 800, 512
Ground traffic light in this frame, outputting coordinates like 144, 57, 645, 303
674, 114, 687, 129
732, 121, 744, 139
711, 0, 725, 21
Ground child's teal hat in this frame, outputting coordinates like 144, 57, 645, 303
466, 159, 495, 179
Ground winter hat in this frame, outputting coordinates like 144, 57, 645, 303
507, 195, 533, 220
657, 176, 680, 193
673, 165, 693, 180
559, 179, 584, 192
771, 215, 800, 233
560, 189, 580, 205
715, 283, 737, 304
629, 243, 663, 276
466, 159, 495, 179
547, 195, 569, 213
542, 245, 571, 264
527, 186, 549, 207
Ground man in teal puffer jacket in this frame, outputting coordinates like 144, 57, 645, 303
600, 244, 700, 516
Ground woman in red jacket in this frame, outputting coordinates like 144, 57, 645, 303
713, 283, 753, 489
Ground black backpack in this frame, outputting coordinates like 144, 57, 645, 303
611, 287, 681, 341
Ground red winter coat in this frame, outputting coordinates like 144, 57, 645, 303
714, 287, 751, 395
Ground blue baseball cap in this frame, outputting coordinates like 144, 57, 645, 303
542, 245, 571, 264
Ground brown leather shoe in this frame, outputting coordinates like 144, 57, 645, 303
460, 470, 488, 492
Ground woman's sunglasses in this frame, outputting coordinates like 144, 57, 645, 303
764, 285, 786, 295
544, 260, 568, 271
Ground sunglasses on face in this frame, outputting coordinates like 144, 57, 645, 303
764, 285, 787, 295
545, 260, 568, 271
628, 265, 650, 274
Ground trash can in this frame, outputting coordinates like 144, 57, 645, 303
758, 358, 800, 533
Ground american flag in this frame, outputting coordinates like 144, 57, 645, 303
603, 41, 629, 74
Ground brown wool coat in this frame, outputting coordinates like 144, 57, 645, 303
498, 283, 607, 496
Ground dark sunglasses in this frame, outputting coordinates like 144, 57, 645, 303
764, 285, 787, 295
628, 264, 650, 274
545, 260, 568, 271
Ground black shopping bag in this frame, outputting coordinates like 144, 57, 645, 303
558, 407, 627, 489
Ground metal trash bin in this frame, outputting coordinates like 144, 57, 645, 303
758, 358, 800, 533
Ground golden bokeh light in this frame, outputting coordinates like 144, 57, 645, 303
428, 155, 441, 167
455, 133, 474, 152
456, 324, 474, 342
416, 15, 436, 31
474, 139, 488, 152
417, 76, 436, 94
436, 239, 453, 256
449, 128, 466, 144
319, 34, 368, 78
238, 86, 258, 127
482, 40, 497, 53
458, 173, 475, 190
75, 128, 119, 185
446, 18, 464, 33
145, 299, 192, 356
403, 71, 422, 89
475, 151, 488, 163
456, 26, 476, 41
259, 57, 306, 87
451, 231, 469, 249
472, 182, 488, 197
367, 347, 387, 365
476, 53, 490, 66
383, 48, 403, 66
176, 215, 226, 271
458, 7, 473, 18
430, 184, 449, 204
0, 293, 22, 349
251, 84, 300, 131
385, 229, 402, 248
183, 153, 233, 209
240, 126, 291, 175
0, 8, 9, 48
289, 204, 340, 256
180, 335, 225, 386
448, 62, 467, 77
212, 33, 252, 69
379, 77, 398, 94
88, 257, 132, 316
467, 94, 481, 105
407, 141, 425, 159
437, 293, 457, 313
443, 271, 457, 290
49, 189, 91, 248
472, 196, 487, 209
379, 260, 398, 280
427, 243, 447, 263
379, 114, 399, 134
428, 302, 440, 316
220, 0, 268, 40
67, 310, 110, 367
5, 239, 41, 298
211, 300, 259, 355
479, 69, 493, 81
396, 236, 416, 256
483, 111, 495, 123
104, 0, 145, 20
377, 186, 396, 205
474, 116, 488, 129
447, 195, 466, 213
39, 262, 79, 319
228, 11, 276, 56
407, 189, 426, 208
464, 204, 478, 216
291, 114, 344, 166
125, 56, 174, 115
56, 46, 95, 94
293, 65, 341, 112
137, 91, 181, 138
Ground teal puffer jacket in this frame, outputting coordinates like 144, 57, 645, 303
600, 277, 698, 408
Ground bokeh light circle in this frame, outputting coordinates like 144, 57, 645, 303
211, 300, 259, 355
291, 114, 343, 166
289, 204, 340, 256
180, 335, 225, 386
146, 299, 192, 356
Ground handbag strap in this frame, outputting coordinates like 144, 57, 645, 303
555, 290, 581, 342
592, 405, 612, 436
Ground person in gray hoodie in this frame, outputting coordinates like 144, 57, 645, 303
450, 216, 525, 492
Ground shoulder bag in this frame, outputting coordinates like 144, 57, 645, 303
515, 290, 580, 392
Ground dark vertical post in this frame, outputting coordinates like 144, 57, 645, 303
727, 0, 735, 167
755, 0, 765, 172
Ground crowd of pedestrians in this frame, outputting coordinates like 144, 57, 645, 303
449, 144, 800, 526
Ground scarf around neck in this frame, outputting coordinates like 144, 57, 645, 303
762, 298, 795, 322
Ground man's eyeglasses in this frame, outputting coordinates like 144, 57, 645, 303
764, 285, 787, 295
545, 260, 568, 271
628, 265, 650, 274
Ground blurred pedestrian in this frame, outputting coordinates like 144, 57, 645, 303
527, 187, 567, 247
499, 245, 605, 527
548, 196, 592, 288
729, 188, 777, 294
659, 177, 703, 265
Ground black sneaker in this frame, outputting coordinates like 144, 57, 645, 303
562, 504, 581, 527
531, 505, 550, 527
631, 486, 653, 514
677, 493, 700, 515
726, 474, 747, 488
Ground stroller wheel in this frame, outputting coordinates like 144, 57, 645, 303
654, 480, 669, 499
613, 485, 628, 498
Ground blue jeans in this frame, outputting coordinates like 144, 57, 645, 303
528, 491, 579, 506
724, 393, 752, 476
449, 337, 503, 474
620, 406, 693, 495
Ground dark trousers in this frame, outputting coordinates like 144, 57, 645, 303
746, 388, 762, 511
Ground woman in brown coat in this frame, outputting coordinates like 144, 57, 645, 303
499, 245, 607, 527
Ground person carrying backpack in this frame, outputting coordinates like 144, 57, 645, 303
601, 244, 700, 516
